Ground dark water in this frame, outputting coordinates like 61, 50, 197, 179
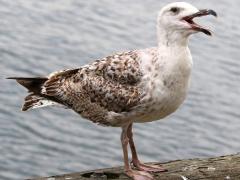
1, 0, 240, 179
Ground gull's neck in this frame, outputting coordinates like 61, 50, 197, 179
152, 26, 192, 76
157, 27, 189, 48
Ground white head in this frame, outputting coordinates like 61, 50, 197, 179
157, 2, 217, 45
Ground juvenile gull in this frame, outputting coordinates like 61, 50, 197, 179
8, 2, 217, 180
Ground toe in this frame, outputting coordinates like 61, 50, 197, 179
125, 170, 153, 180
134, 163, 168, 173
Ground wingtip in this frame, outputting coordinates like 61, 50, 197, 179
6, 77, 16, 80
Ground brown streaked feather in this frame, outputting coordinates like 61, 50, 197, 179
41, 50, 143, 125
48, 68, 80, 79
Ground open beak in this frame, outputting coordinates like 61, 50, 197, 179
182, 9, 217, 36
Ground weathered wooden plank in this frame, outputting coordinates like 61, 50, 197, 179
29, 153, 240, 180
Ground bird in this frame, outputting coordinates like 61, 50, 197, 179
8, 2, 217, 180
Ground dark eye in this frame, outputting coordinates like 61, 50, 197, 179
170, 7, 180, 14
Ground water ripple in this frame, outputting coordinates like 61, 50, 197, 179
1, 0, 240, 180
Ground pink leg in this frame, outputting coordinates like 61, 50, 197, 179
127, 123, 167, 173
121, 124, 153, 180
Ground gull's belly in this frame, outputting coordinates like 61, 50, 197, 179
135, 68, 191, 123
136, 86, 188, 123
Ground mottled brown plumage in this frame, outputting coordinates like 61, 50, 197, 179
35, 50, 143, 126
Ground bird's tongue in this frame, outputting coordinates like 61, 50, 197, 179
182, 9, 217, 36
190, 20, 212, 36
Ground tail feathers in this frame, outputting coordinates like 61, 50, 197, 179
7, 77, 60, 111
22, 94, 58, 111
7, 77, 48, 94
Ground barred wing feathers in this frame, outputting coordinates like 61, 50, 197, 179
41, 51, 143, 125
